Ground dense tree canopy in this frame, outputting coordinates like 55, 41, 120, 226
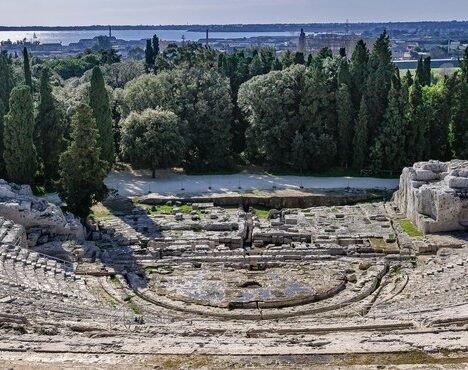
58, 104, 107, 218
3, 86, 37, 184
121, 109, 184, 178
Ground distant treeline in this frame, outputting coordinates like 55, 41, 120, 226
2, 21, 468, 33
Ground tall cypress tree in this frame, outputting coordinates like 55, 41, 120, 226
415, 57, 424, 84
145, 39, 155, 73
89, 66, 115, 164
350, 40, 369, 111
152, 34, 160, 56
3, 86, 37, 184
365, 31, 394, 140
59, 104, 107, 218
353, 97, 369, 170
36, 67, 66, 187
0, 100, 6, 177
370, 83, 409, 172
336, 83, 354, 167
0, 52, 14, 110
23, 47, 32, 91
423, 57, 432, 86
407, 79, 427, 162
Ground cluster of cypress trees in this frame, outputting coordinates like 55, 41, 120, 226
0, 49, 114, 217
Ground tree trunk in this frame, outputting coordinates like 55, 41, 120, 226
152, 167, 156, 179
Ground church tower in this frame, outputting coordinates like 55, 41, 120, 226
298, 28, 306, 53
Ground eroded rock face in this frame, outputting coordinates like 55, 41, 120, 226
394, 160, 468, 233
0, 179, 85, 243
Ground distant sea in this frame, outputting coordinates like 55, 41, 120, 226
0, 29, 304, 45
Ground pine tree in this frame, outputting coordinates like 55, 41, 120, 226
145, 39, 155, 73
353, 97, 369, 170
3, 86, 37, 184
336, 84, 354, 167
23, 47, 32, 91
36, 67, 66, 187
89, 66, 115, 164
0, 52, 14, 110
58, 104, 107, 218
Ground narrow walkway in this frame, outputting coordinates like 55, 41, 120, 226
105, 171, 400, 197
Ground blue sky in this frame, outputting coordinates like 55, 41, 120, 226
1, 0, 467, 25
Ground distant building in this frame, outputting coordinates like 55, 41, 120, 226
298, 28, 306, 53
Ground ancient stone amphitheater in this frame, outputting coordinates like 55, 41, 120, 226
0, 162, 467, 369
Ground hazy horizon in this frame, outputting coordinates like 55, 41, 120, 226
1, 0, 467, 26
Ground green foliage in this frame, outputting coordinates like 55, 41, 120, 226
3, 86, 37, 184
365, 31, 394, 139
123, 67, 233, 169
370, 83, 409, 172
58, 104, 107, 218
353, 97, 369, 170
36, 67, 66, 187
89, 66, 115, 164
145, 39, 155, 72
121, 109, 185, 177
0, 52, 14, 110
239, 65, 305, 165
336, 83, 354, 167
48, 49, 121, 79
0, 100, 5, 177
399, 219, 423, 237
22, 47, 32, 91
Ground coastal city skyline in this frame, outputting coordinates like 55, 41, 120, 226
1, 0, 468, 26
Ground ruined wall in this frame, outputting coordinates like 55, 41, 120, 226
394, 160, 468, 234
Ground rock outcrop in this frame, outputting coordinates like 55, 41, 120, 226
0, 180, 85, 245
394, 160, 468, 233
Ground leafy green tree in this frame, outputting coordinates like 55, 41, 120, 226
403, 69, 414, 87
336, 83, 354, 167
291, 131, 308, 171
239, 65, 305, 165
353, 97, 369, 170
121, 109, 185, 178
3, 86, 37, 184
23, 47, 32, 91
0, 52, 14, 109
36, 67, 66, 187
58, 104, 107, 218
123, 67, 233, 169
89, 66, 115, 164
